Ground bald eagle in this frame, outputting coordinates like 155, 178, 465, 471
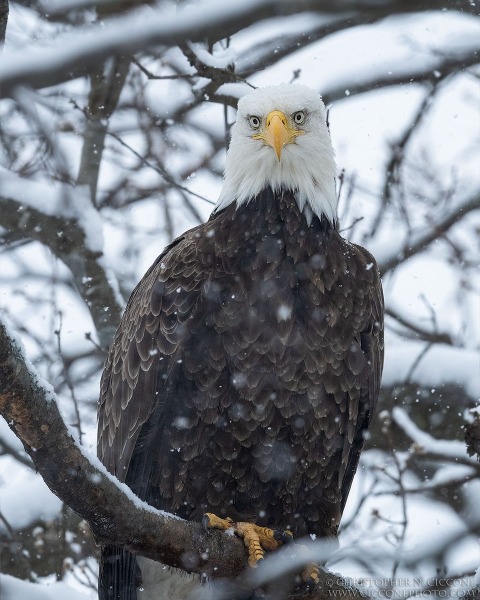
97, 84, 384, 600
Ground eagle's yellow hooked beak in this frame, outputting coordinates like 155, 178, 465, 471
253, 110, 303, 161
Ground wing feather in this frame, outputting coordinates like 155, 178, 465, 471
97, 229, 204, 479
339, 243, 384, 512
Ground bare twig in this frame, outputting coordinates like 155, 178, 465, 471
369, 84, 440, 237
131, 57, 194, 81
378, 190, 480, 275
321, 50, 480, 106
104, 124, 215, 205
385, 307, 454, 345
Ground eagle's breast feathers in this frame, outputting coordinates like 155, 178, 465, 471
98, 188, 383, 539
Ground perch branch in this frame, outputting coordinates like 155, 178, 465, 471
0, 317, 367, 599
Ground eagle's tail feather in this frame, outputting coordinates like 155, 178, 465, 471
98, 545, 140, 600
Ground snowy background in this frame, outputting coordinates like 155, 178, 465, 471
0, 1, 479, 598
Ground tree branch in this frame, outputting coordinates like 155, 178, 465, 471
0, 316, 367, 600
465, 411, 480, 463
0, 435, 33, 469
385, 307, 454, 346
321, 49, 480, 105
378, 190, 480, 275
369, 82, 442, 237
0, 0, 7, 46
0, 0, 477, 98
0, 188, 122, 349
77, 55, 131, 204
236, 16, 372, 78
0, 316, 246, 574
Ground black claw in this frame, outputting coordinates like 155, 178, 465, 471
273, 529, 294, 544
291, 575, 313, 597
303, 576, 318, 590
201, 514, 211, 533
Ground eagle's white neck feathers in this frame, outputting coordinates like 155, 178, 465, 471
215, 84, 337, 224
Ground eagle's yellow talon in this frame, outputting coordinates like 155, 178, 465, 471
237, 522, 265, 566
203, 513, 292, 567
255, 525, 292, 550
203, 513, 234, 531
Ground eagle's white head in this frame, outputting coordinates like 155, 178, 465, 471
215, 84, 337, 224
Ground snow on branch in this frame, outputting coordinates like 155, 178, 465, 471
1, 0, 477, 98
0, 169, 102, 250
382, 343, 480, 401
392, 407, 478, 465
321, 47, 480, 106
465, 410, 480, 463
0, 316, 367, 600
0, 172, 123, 348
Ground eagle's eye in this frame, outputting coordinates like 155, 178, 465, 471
249, 115, 261, 129
293, 111, 305, 125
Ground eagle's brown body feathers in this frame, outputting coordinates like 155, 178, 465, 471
98, 83, 384, 600
98, 188, 383, 551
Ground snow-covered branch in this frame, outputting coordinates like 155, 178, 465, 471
0, 316, 367, 600
0, 316, 246, 574
321, 48, 480, 105
0, 173, 123, 348
393, 407, 479, 466
0, 0, 477, 98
